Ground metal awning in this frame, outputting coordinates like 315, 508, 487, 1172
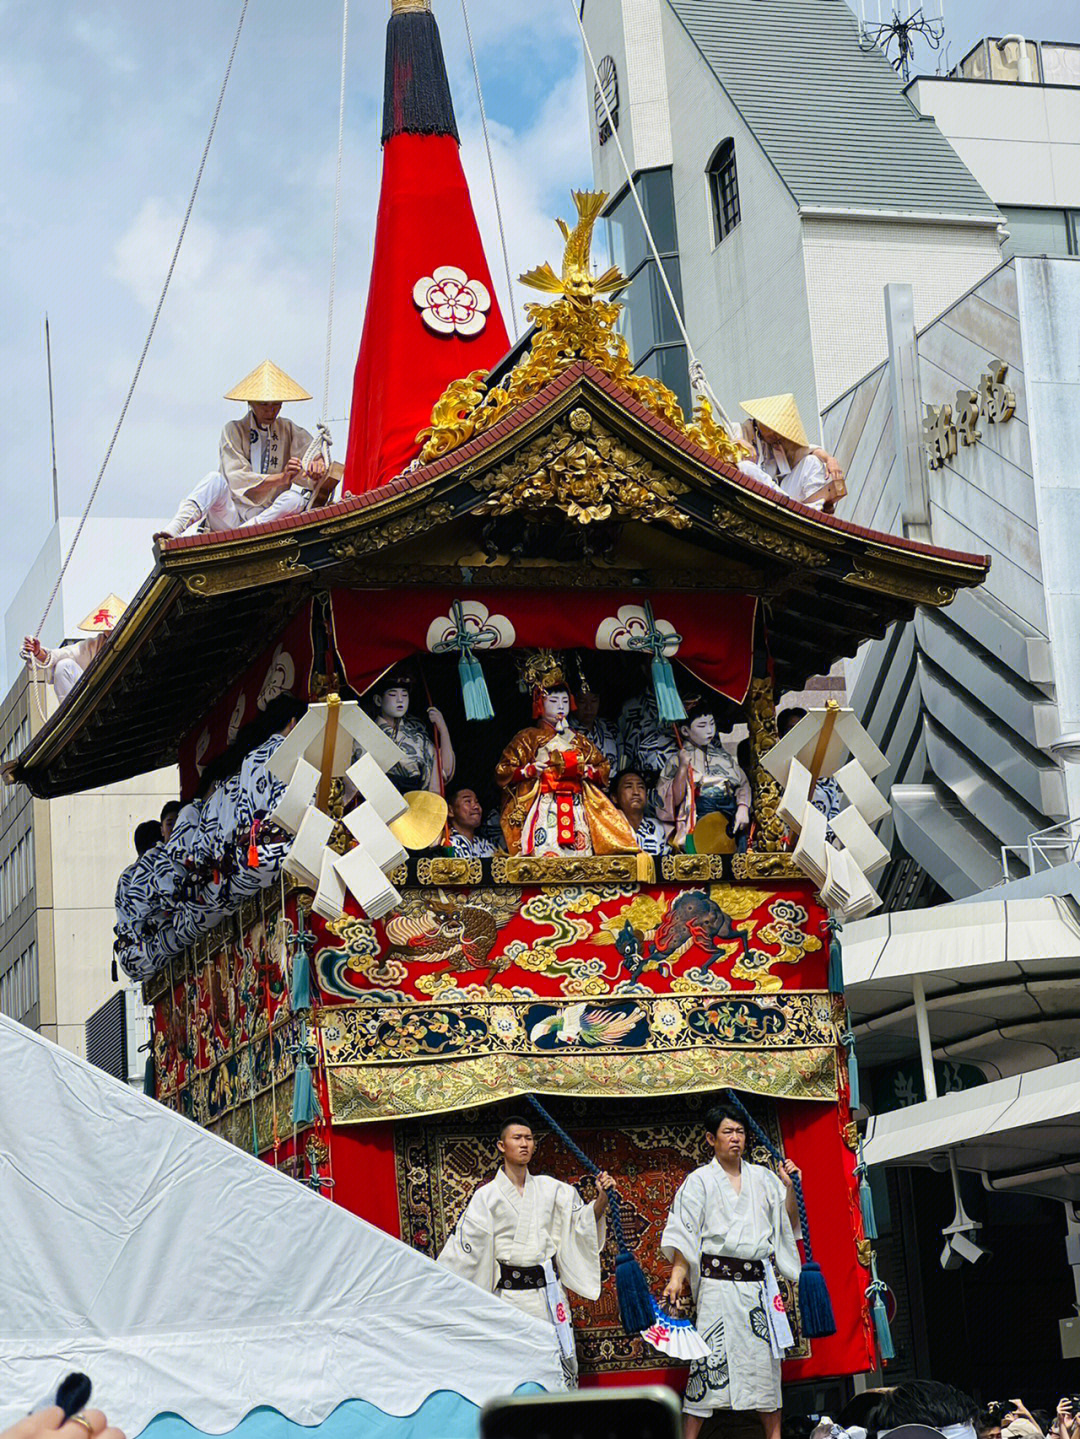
862, 1059, 1080, 1203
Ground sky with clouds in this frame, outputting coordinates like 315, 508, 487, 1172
2, 0, 1076, 650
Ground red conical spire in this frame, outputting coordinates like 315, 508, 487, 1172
342, 0, 511, 496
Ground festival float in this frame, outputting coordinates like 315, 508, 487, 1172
12, 0, 990, 1393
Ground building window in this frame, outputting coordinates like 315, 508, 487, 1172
603, 169, 691, 415
1000, 206, 1080, 258
707, 139, 740, 246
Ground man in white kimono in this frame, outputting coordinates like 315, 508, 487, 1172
439, 1116, 614, 1380
154, 361, 333, 541
661, 1103, 802, 1439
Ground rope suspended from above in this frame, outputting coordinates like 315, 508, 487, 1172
30, 0, 253, 645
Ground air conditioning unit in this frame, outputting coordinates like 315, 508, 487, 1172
85, 989, 151, 1086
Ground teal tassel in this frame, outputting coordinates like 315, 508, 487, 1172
651, 656, 687, 724
291, 1054, 321, 1126
844, 1031, 861, 1111
870, 1285, 895, 1361
458, 652, 494, 721
858, 1166, 878, 1239
291, 948, 311, 1011
143, 1052, 155, 1097
828, 934, 844, 994
798, 1260, 836, 1338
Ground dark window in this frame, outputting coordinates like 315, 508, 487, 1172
707, 139, 740, 245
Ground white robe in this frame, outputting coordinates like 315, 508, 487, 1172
438, 1170, 605, 1373
661, 1159, 800, 1415
220, 411, 312, 522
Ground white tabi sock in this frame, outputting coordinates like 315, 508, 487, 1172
162, 498, 205, 538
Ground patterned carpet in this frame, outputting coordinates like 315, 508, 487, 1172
394, 1093, 805, 1374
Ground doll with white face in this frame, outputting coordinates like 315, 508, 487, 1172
495, 654, 636, 858
371, 672, 455, 793
656, 699, 751, 850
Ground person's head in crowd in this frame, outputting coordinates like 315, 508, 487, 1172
777, 706, 807, 739
134, 820, 162, 856
447, 785, 483, 840
840, 1391, 895, 1435
160, 800, 181, 842
871, 1382, 978, 1439
196, 693, 307, 799
575, 688, 601, 726
612, 768, 649, 827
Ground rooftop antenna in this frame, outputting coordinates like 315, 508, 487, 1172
856, 0, 946, 80
44, 315, 59, 524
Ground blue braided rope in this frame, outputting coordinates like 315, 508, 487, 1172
721, 1090, 816, 1263
524, 1093, 633, 1252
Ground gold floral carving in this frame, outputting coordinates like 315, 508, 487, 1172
732, 853, 804, 880
416, 856, 483, 886
416, 189, 744, 469
715, 508, 830, 568
745, 677, 788, 854
490, 852, 641, 885
660, 854, 725, 882
471, 418, 692, 529
857, 1239, 873, 1269
329, 502, 454, 559
843, 1121, 859, 1151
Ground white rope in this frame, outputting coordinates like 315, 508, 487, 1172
570, 1, 737, 436
321, 0, 349, 424
29, 0, 251, 644
460, 0, 520, 341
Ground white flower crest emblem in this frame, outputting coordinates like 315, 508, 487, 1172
413, 266, 491, 337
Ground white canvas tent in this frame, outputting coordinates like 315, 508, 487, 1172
0, 1012, 561, 1438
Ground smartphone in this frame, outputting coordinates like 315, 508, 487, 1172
480, 1386, 682, 1439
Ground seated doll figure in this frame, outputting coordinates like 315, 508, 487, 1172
656, 699, 751, 850
447, 785, 495, 858
496, 651, 637, 857
371, 670, 455, 793
613, 768, 668, 856
572, 686, 618, 772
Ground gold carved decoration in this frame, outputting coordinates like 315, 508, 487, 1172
857, 1239, 873, 1269
491, 852, 642, 885
329, 501, 454, 560
417, 190, 744, 469
416, 856, 483, 886
182, 550, 310, 597
732, 852, 803, 881
472, 416, 691, 529
843, 1120, 859, 1151
744, 677, 787, 854
660, 853, 725, 882
715, 508, 830, 568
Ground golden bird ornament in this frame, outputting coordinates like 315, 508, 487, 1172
519, 189, 625, 303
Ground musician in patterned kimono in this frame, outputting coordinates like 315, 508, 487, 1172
496, 651, 636, 857
439, 1116, 614, 1382
661, 1103, 802, 1439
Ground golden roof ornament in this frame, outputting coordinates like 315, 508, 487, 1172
516, 649, 566, 695
417, 189, 743, 468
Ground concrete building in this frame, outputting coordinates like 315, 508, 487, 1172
0, 518, 173, 1054
583, 0, 1004, 432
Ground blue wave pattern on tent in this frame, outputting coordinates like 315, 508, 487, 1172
140, 1390, 545, 1439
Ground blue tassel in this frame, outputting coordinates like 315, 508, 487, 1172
798, 1259, 837, 1338
828, 934, 844, 994
291, 948, 311, 1011
858, 1166, 878, 1240
870, 1286, 895, 1361
143, 1052, 155, 1097
458, 652, 494, 722
291, 1054, 321, 1126
652, 656, 687, 724
844, 1031, 861, 1111
615, 1244, 656, 1334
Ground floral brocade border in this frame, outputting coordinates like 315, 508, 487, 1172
326, 1045, 838, 1124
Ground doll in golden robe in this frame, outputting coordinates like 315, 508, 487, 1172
496, 652, 637, 857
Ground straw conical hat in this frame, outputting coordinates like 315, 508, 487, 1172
740, 394, 809, 450
78, 594, 126, 633
224, 361, 311, 403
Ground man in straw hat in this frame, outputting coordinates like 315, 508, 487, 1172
22, 594, 125, 702
737, 395, 845, 512
155, 361, 334, 541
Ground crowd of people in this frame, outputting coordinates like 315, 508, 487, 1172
798, 1385, 1080, 1439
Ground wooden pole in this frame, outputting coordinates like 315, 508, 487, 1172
316, 693, 341, 812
